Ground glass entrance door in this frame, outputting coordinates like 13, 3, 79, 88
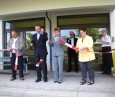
57, 13, 110, 71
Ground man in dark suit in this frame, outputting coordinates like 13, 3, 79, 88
30, 24, 48, 82
66, 31, 78, 72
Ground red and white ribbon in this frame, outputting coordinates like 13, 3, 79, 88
36, 59, 43, 67
93, 51, 115, 54
55, 38, 115, 54
59, 39, 78, 51
14, 51, 18, 70
57, 38, 78, 51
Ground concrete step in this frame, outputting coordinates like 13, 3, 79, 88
0, 86, 115, 97
0, 87, 78, 97
0, 81, 115, 93
0, 71, 115, 97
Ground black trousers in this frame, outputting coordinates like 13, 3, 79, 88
67, 50, 78, 71
11, 53, 24, 78
35, 54, 47, 80
102, 46, 113, 74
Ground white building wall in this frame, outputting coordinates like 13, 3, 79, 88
110, 9, 115, 49
0, 0, 115, 16
0, 20, 4, 70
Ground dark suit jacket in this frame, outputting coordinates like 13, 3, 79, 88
31, 32, 48, 58
66, 37, 78, 53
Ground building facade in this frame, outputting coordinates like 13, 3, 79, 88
0, 0, 115, 71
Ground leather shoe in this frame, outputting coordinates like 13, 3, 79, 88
35, 79, 41, 82
54, 81, 58, 83
10, 78, 16, 81
58, 82, 62, 84
44, 79, 48, 82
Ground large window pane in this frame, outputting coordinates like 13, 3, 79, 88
26, 31, 36, 49
5, 22, 10, 29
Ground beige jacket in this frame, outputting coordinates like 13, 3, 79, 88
7, 36, 25, 56
76, 35, 95, 62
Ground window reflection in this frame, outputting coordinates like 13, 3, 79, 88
61, 29, 78, 38
7, 32, 10, 44
5, 22, 10, 29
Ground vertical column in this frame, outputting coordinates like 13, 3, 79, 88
0, 20, 4, 70
110, 9, 115, 72
51, 14, 57, 71
45, 13, 57, 71
45, 15, 50, 71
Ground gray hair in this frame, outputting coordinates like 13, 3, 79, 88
69, 31, 75, 34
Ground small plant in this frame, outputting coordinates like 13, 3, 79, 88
26, 33, 34, 50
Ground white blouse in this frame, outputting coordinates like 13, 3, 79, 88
12, 38, 18, 53
101, 35, 111, 47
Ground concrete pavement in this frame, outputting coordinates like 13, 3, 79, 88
0, 70, 115, 97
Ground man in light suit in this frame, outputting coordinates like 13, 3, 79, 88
30, 24, 48, 82
7, 30, 25, 81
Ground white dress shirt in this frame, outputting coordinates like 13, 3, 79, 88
37, 32, 40, 40
101, 35, 111, 47
71, 38, 74, 46
12, 38, 18, 53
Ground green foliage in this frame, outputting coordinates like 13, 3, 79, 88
26, 33, 33, 50
87, 28, 101, 51
63, 36, 68, 41
87, 28, 99, 42
75, 29, 80, 37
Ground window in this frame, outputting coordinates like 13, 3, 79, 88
4, 17, 45, 58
